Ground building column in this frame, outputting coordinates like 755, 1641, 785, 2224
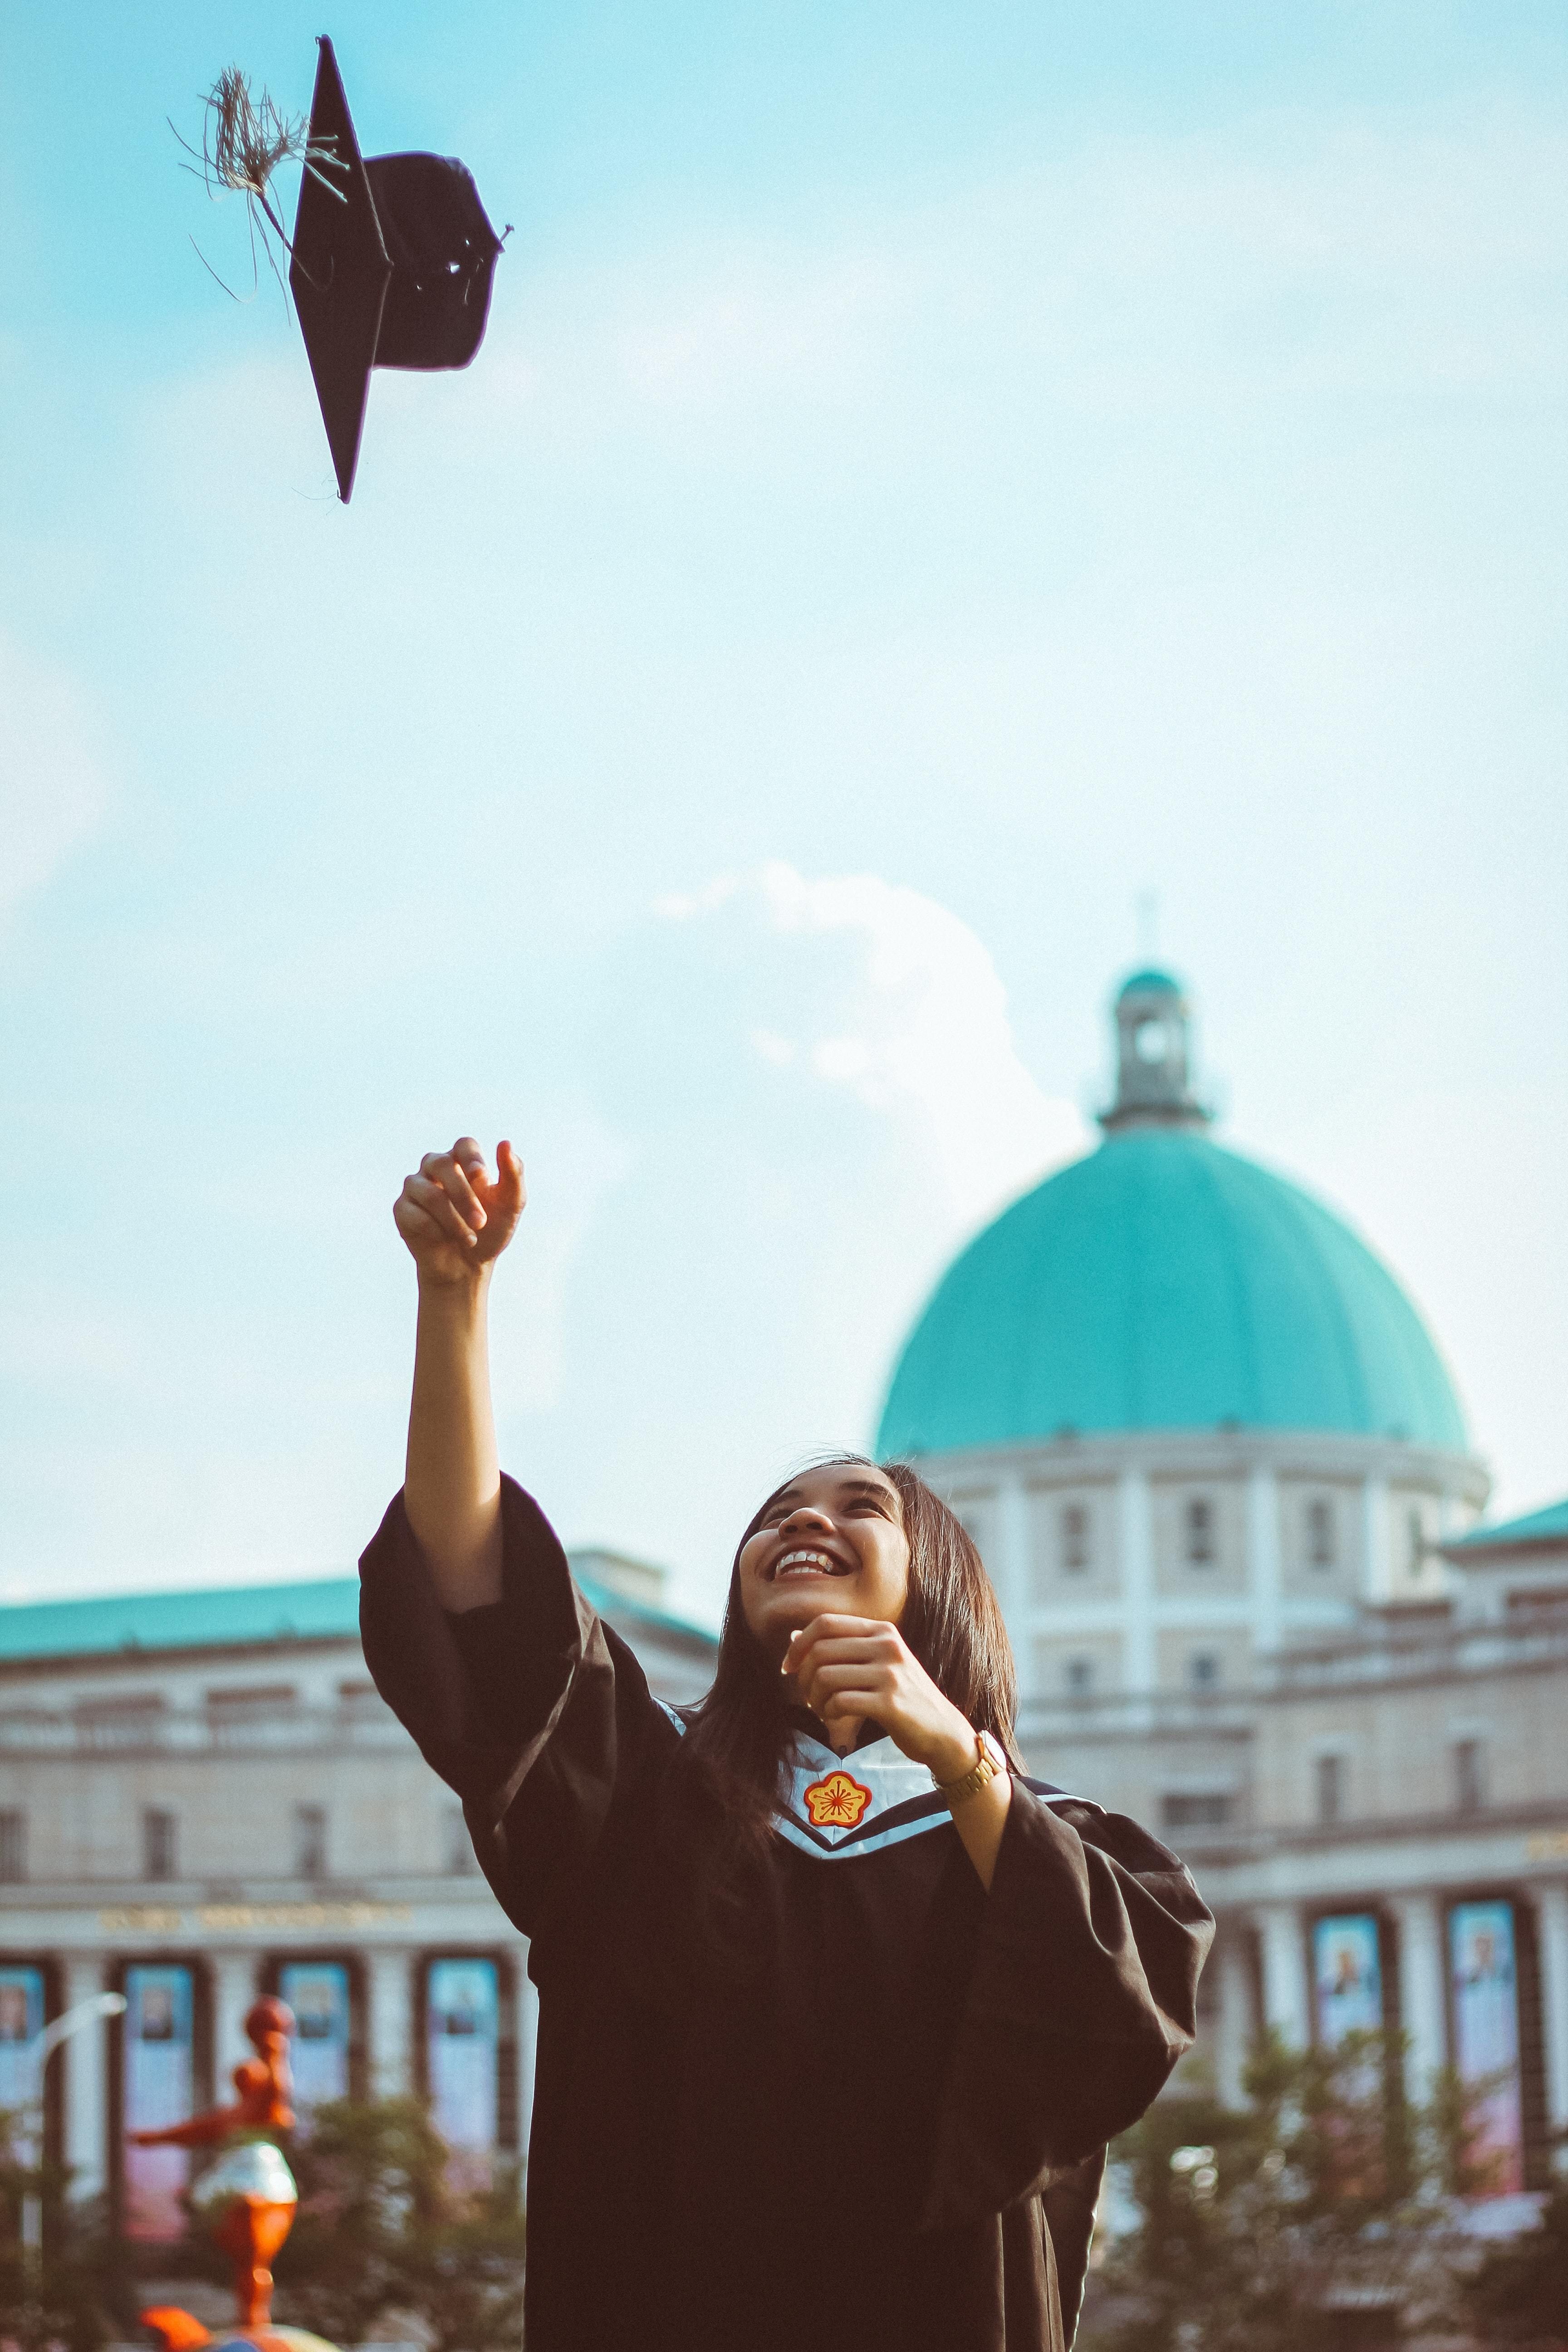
1362, 1475, 1391, 1605
212, 1952, 260, 2093
368, 1949, 415, 2098
1252, 1903, 1310, 2048
1530, 1881, 1568, 2153
61, 1954, 109, 2202
996, 1475, 1031, 1631
1214, 1935, 1255, 2109
1389, 1891, 1448, 2105
1247, 1465, 1283, 1659
1118, 1467, 1156, 1695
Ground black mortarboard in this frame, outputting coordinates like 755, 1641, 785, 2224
289, 37, 503, 502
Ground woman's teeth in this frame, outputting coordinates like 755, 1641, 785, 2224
775, 1549, 843, 1578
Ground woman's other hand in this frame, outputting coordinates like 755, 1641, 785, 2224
782, 1614, 975, 1781
784, 1612, 1014, 1888
394, 1138, 525, 1286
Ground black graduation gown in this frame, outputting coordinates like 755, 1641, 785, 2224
359, 1476, 1213, 2352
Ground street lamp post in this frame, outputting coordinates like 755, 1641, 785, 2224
18, 1992, 127, 2269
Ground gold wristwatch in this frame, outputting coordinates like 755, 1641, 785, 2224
933, 1728, 1007, 1809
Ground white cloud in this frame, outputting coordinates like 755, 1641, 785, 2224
665, 861, 1090, 1226
0, 633, 112, 918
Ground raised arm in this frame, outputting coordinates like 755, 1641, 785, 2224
393, 1136, 525, 1612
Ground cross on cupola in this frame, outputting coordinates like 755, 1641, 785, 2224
1100, 968, 1212, 1132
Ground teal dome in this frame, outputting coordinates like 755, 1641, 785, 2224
877, 1130, 1468, 1456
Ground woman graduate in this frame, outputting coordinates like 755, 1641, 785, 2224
359, 1137, 1214, 2352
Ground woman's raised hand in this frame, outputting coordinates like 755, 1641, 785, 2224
393, 1137, 525, 1286
783, 1615, 977, 1781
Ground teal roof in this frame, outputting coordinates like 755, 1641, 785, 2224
0, 1562, 717, 1667
1445, 1496, 1568, 1553
877, 1129, 1469, 1456
1119, 967, 1181, 997
0, 1577, 362, 1664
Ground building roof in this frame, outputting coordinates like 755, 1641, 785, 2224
0, 1559, 717, 1667
876, 1127, 1470, 1458
1442, 1496, 1568, 1556
1117, 967, 1182, 998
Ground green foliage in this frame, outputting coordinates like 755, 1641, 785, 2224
1463, 2179, 1568, 2347
271, 2096, 525, 2352
0, 2107, 132, 2352
398, 2169, 528, 2352
271, 2097, 444, 2344
1081, 2029, 1494, 2352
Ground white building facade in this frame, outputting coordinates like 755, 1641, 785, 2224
879, 972, 1568, 2192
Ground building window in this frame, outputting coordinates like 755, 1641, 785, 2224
1454, 1738, 1485, 1814
1060, 1503, 1091, 1574
1065, 1656, 1094, 1696
1160, 1792, 1232, 1831
338, 1680, 387, 1728
1407, 1509, 1426, 1577
1306, 1496, 1336, 1568
142, 1808, 177, 1882
78, 1696, 164, 1751
0, 1810, 24, 1883
1314, 1755, 1344, 1826
446, 1805, 477, 1876
1184, 1497, 1216, 1565
955, 1501, 990, 1557
207, 1685, 297, 1743
1188, 1651, 1220, 1691
294, 1804, 328, 1880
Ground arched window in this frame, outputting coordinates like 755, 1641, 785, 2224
1453, 1738, 1485, 1813
1315, 1754, 1344, 1825
1185, 1496, 1216, 1565
1306, 1496, 1336, 1568
1060, 1502, 1091, 1573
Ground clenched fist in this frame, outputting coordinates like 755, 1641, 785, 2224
393, 1137, 525, 1286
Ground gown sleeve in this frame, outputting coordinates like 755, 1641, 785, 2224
920, 1782, 1214, 2233
357, 1472, 674, 1943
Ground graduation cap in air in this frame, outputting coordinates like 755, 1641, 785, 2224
289, 36, 504, 502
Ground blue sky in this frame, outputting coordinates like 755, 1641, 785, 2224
2, 1, 1565, 1620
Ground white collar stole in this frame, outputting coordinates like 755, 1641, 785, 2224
773, 1732, 957, 1862
653, 1704, 1088, 1863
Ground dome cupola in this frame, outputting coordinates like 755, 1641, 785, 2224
1102, 968, 1210, 1132
876, 971, 1471, 1459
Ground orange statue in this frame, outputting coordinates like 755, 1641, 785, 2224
132, 1995, 296, 2152
134, 1997, 323, 2352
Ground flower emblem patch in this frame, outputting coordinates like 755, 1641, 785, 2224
802, 1769, 873, 1830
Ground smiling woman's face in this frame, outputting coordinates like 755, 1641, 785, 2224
736, 1463, 911, 1663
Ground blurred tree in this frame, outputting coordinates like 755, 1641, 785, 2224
398, 2166, 528, 2352
269, 2097, 441, 2344
0, 2105, 130, 2351
1081, 2029, 1502, 2352
269, 2096, 525, 2352
1463, 2179, 1568, 2348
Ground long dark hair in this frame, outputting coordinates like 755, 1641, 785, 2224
672, 1454, 1021, 1865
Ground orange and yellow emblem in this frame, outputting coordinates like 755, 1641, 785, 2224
802, 1769, 873, 1830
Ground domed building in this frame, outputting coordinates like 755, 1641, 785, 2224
878, 973, 1568, 2190
879, 966, 1485, 1708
